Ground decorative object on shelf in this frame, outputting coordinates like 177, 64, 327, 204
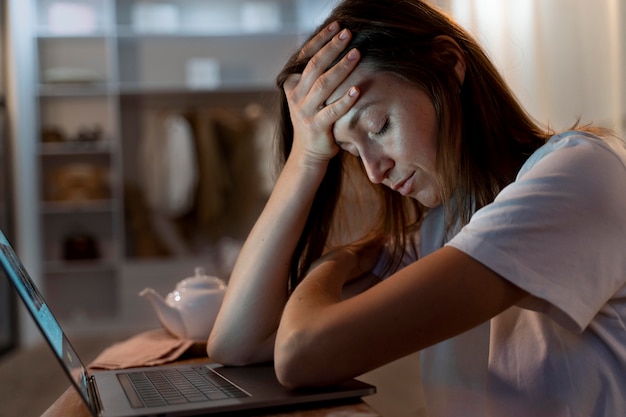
41, 125, 104, 145
241, 1, 282, 33
185, 57, 221, 90
47, 1, 97, 34
46, 163, 109, 202
72, 125, 103, 143
131, 1, 180, 33
42, 67, 104, 85
41, 125, 66, 143
62, 231, 101, 260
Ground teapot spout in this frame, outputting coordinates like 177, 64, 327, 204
139, 288, 186, 339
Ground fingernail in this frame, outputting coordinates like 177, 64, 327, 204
339, 29, 349, 40
328, 22, 339, 33
349, 87, 358, 97
347, 49, 358, 60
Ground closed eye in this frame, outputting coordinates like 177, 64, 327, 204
369, 119, 390, 139
377, 119, 390, 135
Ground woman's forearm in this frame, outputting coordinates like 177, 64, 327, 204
208, 21, 361, 365
273, 247, 528, 388
207, 155, 328, 365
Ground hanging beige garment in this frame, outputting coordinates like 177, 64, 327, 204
246, 103, 278, 196
211, 108, 262, 238
190, 109, 231, 241
140, 110, 199, 218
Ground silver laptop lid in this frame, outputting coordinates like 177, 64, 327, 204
0, 230, 98, 415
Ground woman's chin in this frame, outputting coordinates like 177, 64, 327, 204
413, 190, 441, 208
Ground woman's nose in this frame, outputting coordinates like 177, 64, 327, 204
362, 153, 393, 184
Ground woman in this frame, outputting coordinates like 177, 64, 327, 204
208, 0, 626, 415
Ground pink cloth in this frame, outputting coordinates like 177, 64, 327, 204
89, 329, 196, 370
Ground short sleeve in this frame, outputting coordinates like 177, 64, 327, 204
447, 133, 626, 332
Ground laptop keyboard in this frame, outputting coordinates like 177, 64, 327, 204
118, 366, 249, 408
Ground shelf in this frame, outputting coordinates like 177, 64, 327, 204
39, 141, 113, 155
40, 82, 277, 96
37, 37, 110, 87
36, 30, 110, 39
43, 259, 118, 274
31, 0, 335, 335
115, 26, 301, 39
38, 83, 115, 97
40, 199, 115, 214
35, 0, 109, 37
117, 81, 277, 95
116, 34, 296, 89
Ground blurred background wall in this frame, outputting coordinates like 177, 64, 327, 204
1, 0, 625, 349
445, 0, 625, 136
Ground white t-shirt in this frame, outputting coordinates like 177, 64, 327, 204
446, 131, 626, 416
371, 131, 626, 416
372, 186, 492, 417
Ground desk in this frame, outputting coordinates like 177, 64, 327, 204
41, 354, 380, 417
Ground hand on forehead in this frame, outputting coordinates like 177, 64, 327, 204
325, 66, 374, 107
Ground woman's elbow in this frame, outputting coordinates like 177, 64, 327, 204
206, 340, 231, 366
207, 334, 248, 366
274, 331, 306, 388
274, 328, 329, 389
207, 333, 275, 367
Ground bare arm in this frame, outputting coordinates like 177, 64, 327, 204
274, 246, 528, 388
207, 23, 362, 365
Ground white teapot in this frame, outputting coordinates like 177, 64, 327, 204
139, 267, 227, 341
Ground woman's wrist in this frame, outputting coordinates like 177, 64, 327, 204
281, 149, 332, 188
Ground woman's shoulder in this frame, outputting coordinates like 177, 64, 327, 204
518, 129, 626, 179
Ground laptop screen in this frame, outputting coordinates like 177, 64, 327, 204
0, 230, 94, 412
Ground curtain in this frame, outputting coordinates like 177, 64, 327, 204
441, 0, 625, 137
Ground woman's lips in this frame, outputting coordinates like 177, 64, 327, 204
392, 172, 416, 196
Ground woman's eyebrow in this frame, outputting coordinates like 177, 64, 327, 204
348, 101, 375, 130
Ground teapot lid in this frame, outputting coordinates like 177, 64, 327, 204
177, 266, 226, 290
192, 266, 206, 278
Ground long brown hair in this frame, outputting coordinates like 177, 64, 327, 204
275, 0, 551, 289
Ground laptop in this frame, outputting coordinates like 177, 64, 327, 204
0, 230, 375, 416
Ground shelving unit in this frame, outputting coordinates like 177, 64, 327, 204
34, 0, 120, 330
31, 0, 337, 334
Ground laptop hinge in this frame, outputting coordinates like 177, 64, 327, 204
87, 375, 104, 416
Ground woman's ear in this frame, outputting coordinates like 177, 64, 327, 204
433, 35, 466, 87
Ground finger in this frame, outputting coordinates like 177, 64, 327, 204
317, 86, 360, 126
298, 21, 340, 61
299, 28, 353, 95
283, 73, 301, 94
308, 48, 360, 110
